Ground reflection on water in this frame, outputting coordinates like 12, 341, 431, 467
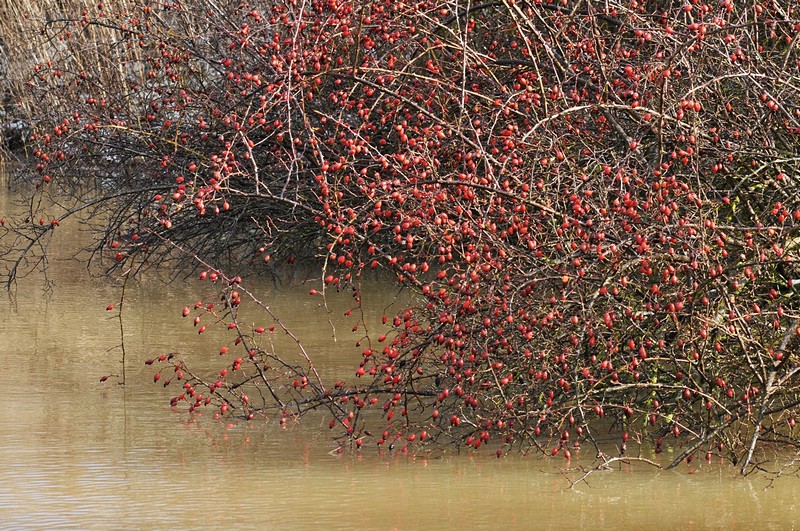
1, 182, 800, 530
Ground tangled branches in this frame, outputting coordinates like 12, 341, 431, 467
5, 0, 800, 471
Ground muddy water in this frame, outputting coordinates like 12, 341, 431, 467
1, 178, 800, 530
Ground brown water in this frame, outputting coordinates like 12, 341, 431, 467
1, 179, 800, 530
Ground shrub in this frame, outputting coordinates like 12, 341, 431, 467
4, 0, 800, 473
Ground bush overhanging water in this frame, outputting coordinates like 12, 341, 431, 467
3, 0, 800, 473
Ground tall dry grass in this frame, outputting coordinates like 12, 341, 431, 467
0, 0, 231, 127
0, 0, 143, 121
